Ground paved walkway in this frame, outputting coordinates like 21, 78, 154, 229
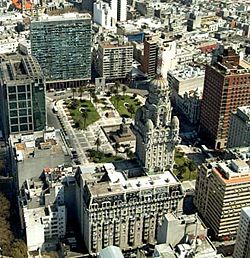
56, 93, 145, 163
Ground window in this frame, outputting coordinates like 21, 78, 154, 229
9, 102, 17, 109
10, 118, 18, 124
9, 94, 17, 101
8, 86, 16, 93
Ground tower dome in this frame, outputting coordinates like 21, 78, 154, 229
149, 75, 169, 94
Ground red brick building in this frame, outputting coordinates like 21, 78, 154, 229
200, 48, 250, 149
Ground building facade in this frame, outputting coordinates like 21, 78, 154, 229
30, 13, 92, 88
142, 39, 158, 78
20, 174, 67, 252
200, 48, 250, 149
194, 159, 250, 239
228, 106, 250, 148
96, 42, 133, 80
0, 54, 46, 136
233, 207, 250, 258
75, 163, 184, 255
134, 76, 181, 172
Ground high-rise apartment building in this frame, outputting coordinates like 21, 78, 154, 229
194, 159, 250, 239
228, 106, 250, 148
96, 42, 133, 80
75, 163, 184, 255
30, 13, 92, 89
134, 76, 181, 172
142, 39, 158, 78
233, 207, 250, 258
200, 48, 250, 149
0, 54, 46, 136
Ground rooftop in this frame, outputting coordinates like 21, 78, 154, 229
212, 159, 250, 184
242, 207, 250, 218
82, 163, 179, 197
33, 13, 91, 22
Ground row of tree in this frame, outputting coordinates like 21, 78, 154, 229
0, 193, 27, 258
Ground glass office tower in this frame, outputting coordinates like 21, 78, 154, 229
0, 54, 46, 136
30, 13, 92, 85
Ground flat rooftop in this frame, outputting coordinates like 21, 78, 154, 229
33, 13, 91, 23
212, 159, 250, 184
83, 163, 179, 197
11, 129, 71, 188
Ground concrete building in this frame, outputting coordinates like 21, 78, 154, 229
135, 76, 181, 172
96, 42, 133, 80
93, 1, 116, 30
228, 106, 250, 148
20, 170, 67, 252
10, 128, 71, 189
168, 66, 205, 125
75, 163, 184, 255
233, 207, 250, 258
0, 54, 46, 137
194, 159, 250, 239
30, 13, 92, 89
200, 48, 250, 149
138, 213, 224, 258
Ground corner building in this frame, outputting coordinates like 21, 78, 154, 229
200, 48, 250, 149
195, 159, 250, 239
76, 164, 184, 255
30, 13, 92, 89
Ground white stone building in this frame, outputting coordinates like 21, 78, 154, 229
228, 106, 250, 148
20, 169, 68, 252
134, 76, 181, 172
233, 207, 250, 258
75, 163, 184, 255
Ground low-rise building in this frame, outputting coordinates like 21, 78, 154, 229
20, 167, 69, 252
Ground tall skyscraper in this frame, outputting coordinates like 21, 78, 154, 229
142, 38, 158, 78
134, 76, 181, 173
194, 159, 250, 240
200, 48, 250, 149
30, 13, 92, 89
0, 54, 46, 136
233, 207, 250, 258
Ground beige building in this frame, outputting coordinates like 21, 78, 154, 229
194, 159, 250, 239
75, 163, 184, 255
96, 42, 133, 80
134, 76, 181, 172
228, 106, 250, 148
233, 207, 250, 258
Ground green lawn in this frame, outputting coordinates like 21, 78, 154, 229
66, 99, 100, 129
87, 149, 124, 163
174, 150, 197, 181
110, 95, 141, 118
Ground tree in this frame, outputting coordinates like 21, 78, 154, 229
78, 86, 84, 99
115, 81, 120, 92
188, 160, 197, 172
124, 147, 134, 160
81, 109, 88, 129
114, 142, 120, 155
95, 137, 102, 152
114, 94, 121, 109
72, 87, 77, 100
122, 85, 127, 96
177, 166, 186, 179
127, 104, 135, 118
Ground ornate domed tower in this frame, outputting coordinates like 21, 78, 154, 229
134, 76, 181, 173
